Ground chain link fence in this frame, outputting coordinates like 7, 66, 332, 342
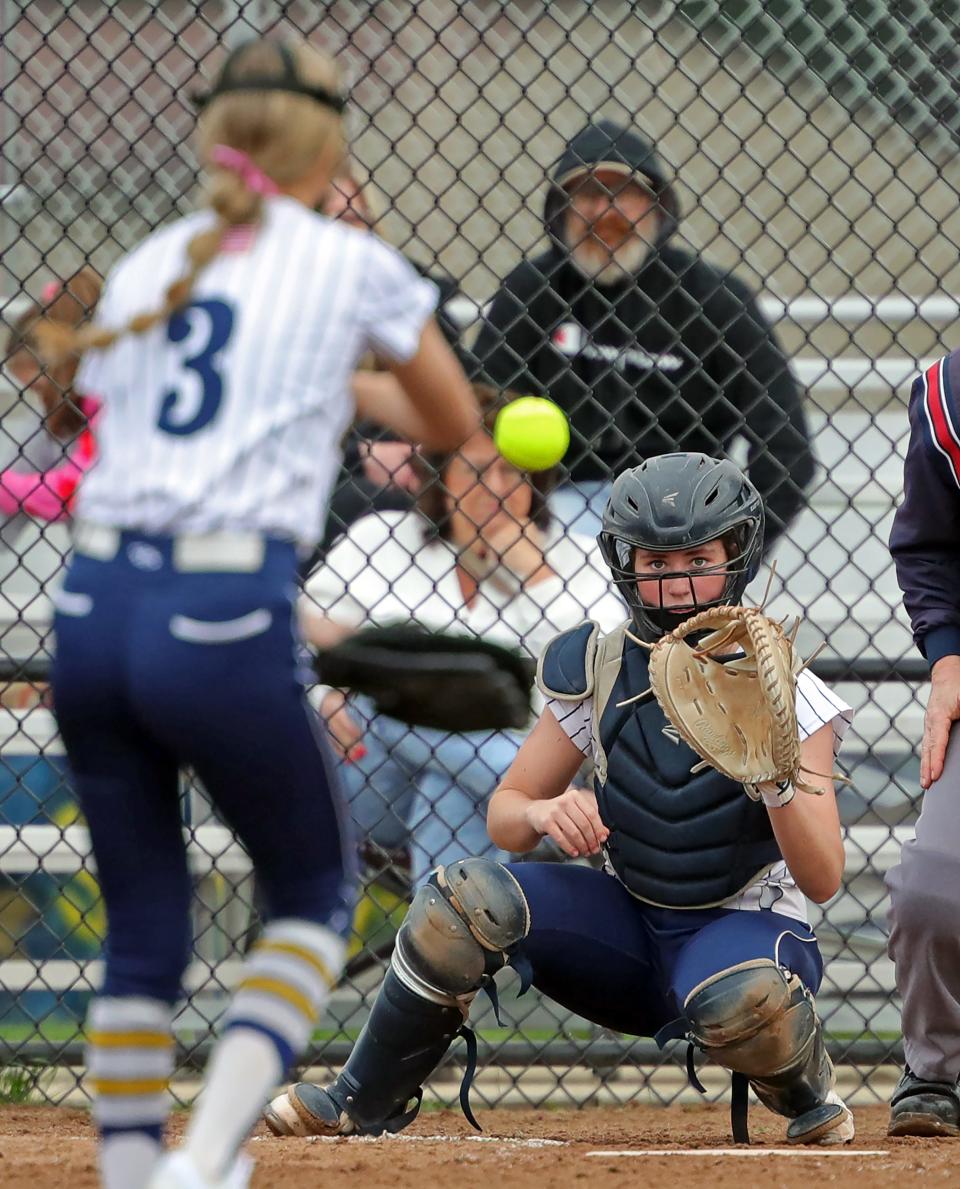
0, 0, 952, 1109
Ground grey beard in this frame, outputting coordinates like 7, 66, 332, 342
568, 237, 651, 286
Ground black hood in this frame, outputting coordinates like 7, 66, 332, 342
544, 119, 680, 257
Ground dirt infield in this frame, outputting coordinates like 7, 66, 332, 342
0, 1103, 957, 1188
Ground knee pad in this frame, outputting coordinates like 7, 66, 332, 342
684, 958, 833, 1121
392, 858, 531, 1005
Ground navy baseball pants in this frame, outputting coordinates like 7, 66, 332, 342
506, 862, 823, 1034
51, 532, 355, 1005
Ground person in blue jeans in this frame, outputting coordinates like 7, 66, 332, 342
338, 700, 526, 880
301, 383, 625, 886
268, 454, 855, 1147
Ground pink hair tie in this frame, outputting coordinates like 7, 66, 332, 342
210, 144, 280, 196
41, 280, 62, 303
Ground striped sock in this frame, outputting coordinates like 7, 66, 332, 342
85, 996, 175, 1189
183, 918, 344, 1182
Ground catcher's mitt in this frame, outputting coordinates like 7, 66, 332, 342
631, 605, 829, 797
315, 623, 534, 732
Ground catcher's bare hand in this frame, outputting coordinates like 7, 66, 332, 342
524, 787, 609, 858
922, 655, 960, 789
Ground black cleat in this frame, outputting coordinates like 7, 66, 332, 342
888, 1067, 960, 1138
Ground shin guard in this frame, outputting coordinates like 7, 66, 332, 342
268, 859, 530, 1138
684, 959, 844, 1142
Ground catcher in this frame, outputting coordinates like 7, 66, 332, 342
265, 452, 855, 1146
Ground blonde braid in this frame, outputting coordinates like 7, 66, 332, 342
35, 175, 262, 366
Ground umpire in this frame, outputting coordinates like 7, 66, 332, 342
887, 353, 960, 1136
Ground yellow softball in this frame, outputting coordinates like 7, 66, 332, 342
493, 397, 570, 471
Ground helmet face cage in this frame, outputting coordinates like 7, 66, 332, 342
599, 516, 763, 639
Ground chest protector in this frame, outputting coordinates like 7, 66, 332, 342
540, 622, 781, 909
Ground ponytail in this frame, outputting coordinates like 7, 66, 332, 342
36, 172, 265, 366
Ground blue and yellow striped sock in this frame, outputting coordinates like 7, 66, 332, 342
182, 918, 344, 1182
86, 996, 174, 1189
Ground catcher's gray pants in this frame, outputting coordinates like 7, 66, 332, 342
887, 722, 960, 1082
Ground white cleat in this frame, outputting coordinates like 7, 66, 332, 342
263, 1089, 313, 1137
785, 1089, 856, 1145
263, 1083, 355, 1137
813, 1091, 855, 1145
148, 1150, 254, 1189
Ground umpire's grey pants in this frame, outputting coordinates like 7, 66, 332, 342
887, 722, 960, 1082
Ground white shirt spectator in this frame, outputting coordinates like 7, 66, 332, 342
303, 508, 627, 714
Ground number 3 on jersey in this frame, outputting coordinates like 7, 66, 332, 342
157, 300, 235, 436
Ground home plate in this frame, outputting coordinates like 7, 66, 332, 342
587, 1148, 886, 1158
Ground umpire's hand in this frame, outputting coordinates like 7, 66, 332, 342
922, 655, 960, 789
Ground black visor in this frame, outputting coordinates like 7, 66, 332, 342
193, 42, 345, 114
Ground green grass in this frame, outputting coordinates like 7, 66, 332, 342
0, 1021, 84, 1047
0, 1066, 34, 1104
0, 1021, 595, 1052
826, 1029, 902, 1043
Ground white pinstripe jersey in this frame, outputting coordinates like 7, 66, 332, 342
75, 196, 437, 546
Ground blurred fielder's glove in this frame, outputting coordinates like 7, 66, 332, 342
315, 623, 534, 732
633, 605, 831, 805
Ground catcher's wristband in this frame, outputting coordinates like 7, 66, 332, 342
743, 779, 796, 809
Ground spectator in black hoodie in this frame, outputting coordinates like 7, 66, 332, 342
473, 119, 814, 551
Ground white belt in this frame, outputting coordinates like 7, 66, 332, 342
72, 522, 268, 573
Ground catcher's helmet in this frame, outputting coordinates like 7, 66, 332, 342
598, 453, 764, 638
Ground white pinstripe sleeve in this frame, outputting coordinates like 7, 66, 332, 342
795, 669, 854, 756
546, 695, 594, 757
357, 236, 438, 362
